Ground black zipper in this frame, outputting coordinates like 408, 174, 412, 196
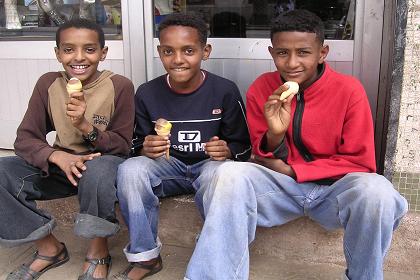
293, 91, 314, 162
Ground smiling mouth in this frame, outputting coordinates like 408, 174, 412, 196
286, 71, 303, 75
71, 65, 89, 70
171, 68, 188, 72
70, 65, 89, 74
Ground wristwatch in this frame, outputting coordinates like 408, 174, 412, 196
83, 126, 98, 143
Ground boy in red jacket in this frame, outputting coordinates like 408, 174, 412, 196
185, 9, 407, 280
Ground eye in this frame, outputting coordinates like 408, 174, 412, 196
63, 48, 73, 53
162, 49, 173, 56
276, 50, 287, 56
86, 47, 96, 53
298, 50, 311, 56
185, 48, 194, 55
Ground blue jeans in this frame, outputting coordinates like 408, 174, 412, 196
116, 156, 223, 262
0, 155, 123, 248
186, 162, 408, 280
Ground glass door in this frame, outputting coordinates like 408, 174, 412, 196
132, 0, 384, 118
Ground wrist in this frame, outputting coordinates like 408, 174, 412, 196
266, 131, 285, 142
79, 120, 94, 136
48, 150, 60, 164
226, 148, 232, 159
83, 126, 99, 143
263, 131, 285, 152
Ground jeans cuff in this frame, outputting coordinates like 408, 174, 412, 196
124, 237, 162, 262
74, 213, 120, 238
0, 219, 56, 248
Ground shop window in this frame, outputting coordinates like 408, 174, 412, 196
154, 0, 355, 39
0, 0, 122, 40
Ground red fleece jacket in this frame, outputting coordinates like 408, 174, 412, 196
246, 63, 376, 183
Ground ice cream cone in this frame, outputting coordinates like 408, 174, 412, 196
279, 81, 299, 101
154, 118, 172, 160
66, 77, 83, 96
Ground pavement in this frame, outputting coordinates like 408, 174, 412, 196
0, 224, 417, 280
0, 149, 419, 280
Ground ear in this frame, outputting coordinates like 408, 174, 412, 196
54, 47, 62, 63
157, 45, 164, 60
268, 46, 274, 59
318, 44, 329, 64
100, 46, 108, 61
202, 44, 212, 61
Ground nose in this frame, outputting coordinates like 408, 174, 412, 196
286, 53, 299, 69
173, 51, 183, 64
74, 49, 85, 62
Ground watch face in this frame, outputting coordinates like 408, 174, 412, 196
88, 129, 98, 142
84, 127, 98, 143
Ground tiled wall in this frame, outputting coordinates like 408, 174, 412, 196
393, 0, 420, 211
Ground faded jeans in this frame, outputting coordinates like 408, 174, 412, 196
116, 156, 223, 262
0, 155, 123, 248
186, 162, 408, 280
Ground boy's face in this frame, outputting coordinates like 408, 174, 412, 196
269, 31, 329, 90
158, 25, 211, 92
55, 27, 108, 85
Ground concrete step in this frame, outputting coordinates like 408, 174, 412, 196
1, 225, 417, 280
34, 195, 420, 277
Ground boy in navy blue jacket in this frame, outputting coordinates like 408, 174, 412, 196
114, 13, 251, 279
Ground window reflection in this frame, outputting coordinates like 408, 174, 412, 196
0, 0, 122, 40
154, 0, 355, 40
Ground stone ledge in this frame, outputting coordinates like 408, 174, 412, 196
37, 195, 420, 275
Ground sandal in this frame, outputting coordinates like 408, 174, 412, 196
113, 255, 162, 280
78, 255, 112, 280
6, 242, 70, 280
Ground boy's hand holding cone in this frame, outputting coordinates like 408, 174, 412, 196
154, 118, 172, 160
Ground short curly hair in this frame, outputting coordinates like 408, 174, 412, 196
270, 9, 325, 44
56, 18, 105, 49
158, 13, 208, 45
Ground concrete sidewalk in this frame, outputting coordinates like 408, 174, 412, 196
0, 225, 417, 280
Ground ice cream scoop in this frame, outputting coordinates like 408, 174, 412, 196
66, 78, 83, 96
154, 118, 172, 160
280, 81, 299, 101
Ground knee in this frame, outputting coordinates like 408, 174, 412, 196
211, 162, 255, 197
347, 173, 407, 217
80, 156, 122, 192
84, 155, 122, 178
0, 156, 20, 177
116, 157, 155, 198
117, 156, 152, 179
0, 157, 10, 178
201, 162, 258, 215
214, 162, 248, 180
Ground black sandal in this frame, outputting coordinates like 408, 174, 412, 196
78, 255, 112, 280
113, 255, 163, 280
6, 242, 70, 280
